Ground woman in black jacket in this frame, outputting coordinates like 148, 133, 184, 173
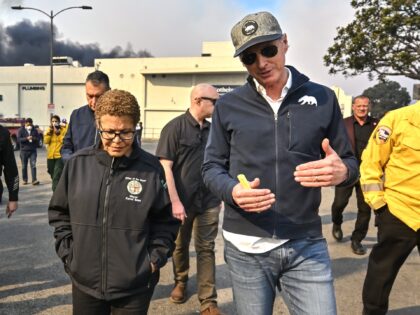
49, 89, 179, 315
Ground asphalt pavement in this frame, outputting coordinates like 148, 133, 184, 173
0, 141, 418, 315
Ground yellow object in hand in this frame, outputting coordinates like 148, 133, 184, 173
237, 174, 251, 189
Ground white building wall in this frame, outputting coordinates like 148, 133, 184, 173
19, 84, 48, 125
54, 84, 87, 122
0, 65, 92, 128
0, 84, 19, 117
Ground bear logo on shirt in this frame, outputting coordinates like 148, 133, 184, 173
298, 95, 318, 107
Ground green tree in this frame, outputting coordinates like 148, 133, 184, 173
324, 0, 420, 81
363, 81, 411, 118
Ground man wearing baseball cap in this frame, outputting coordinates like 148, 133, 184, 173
203, 11, 358, 315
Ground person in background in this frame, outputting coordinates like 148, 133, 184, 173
44, 115, 67, 191
49, 89, 179, 314
360, 100, 420, 315
18, 117, 40, 185
0, 124, 19, 218
156, 84, 223, 315
202, 11, 358, 315
61, 70, 110, 161
331, 95, 378, 255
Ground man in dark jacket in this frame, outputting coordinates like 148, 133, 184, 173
202, 11, 358, 315
18, 117, 40, 185
61, 70, 110, 161
0, 125, 19, 218
331, 95, 378, 255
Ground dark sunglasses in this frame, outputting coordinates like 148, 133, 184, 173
200, 97, 218, 105
240, 45, 279, 65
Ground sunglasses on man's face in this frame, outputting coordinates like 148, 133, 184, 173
240, 45, 279, 66
200, 97, 218, 105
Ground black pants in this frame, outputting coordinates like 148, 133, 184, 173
72, 283, 156, 315
331, 181, 372, 241
362, 206, 420, 315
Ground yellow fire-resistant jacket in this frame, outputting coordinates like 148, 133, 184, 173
360, 101, 420, 232
44, 125, 68, 159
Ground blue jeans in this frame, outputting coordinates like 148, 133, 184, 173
20, 150, 37, 182
224, 237, 337, 315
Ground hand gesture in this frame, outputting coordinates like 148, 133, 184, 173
232, 178, 275, 212
294, 138, 348, 187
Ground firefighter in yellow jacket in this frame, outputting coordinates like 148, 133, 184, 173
44, 115, 67, 191
360, 100, 420, 315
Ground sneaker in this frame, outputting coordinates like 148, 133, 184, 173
22, 181, 28, 185
32, 180, 40, 185
332, 223, 343, 241
200, 304, 223, 315
351, 240, 366, 255
169, 282, 187, 304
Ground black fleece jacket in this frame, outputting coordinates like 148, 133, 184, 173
0, 126, 19, 202
202, 66, 358, 239
49, 143, 179, 300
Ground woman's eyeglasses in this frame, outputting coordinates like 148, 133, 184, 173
240, 45, 279, 65
98, 129, 135, 141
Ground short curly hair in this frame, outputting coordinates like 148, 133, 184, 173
95, 89, 140, 125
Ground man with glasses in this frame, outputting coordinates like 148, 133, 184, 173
202, 12, 358, 315
61, 70, 110, 161
156, 84, 223, 315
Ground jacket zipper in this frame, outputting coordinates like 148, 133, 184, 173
147, 252, 152, 288
274, 112, 279, 238
287, 111, 291, 149
101, 157, 115, 295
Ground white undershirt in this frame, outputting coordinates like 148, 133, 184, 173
223, 68, 292, 254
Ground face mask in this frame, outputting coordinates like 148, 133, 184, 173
53, 122, 60, 128
26, 126, 32, 131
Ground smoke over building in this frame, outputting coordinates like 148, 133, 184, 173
0, 19, 152, 66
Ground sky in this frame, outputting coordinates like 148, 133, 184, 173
0, 0, 417, 97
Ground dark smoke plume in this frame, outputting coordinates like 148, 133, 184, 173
0, 19, 152, 66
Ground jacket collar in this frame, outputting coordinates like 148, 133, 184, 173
94, 141, 142, 169
350, 115, 377, 126
247, 65, 309, 96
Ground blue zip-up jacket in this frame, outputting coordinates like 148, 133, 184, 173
61, 105, 97, 161
202, 66, 358, 239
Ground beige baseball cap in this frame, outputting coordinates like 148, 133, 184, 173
231, 11, 283, 57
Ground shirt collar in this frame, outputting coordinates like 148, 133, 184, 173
253, 67, 292, 103
185, 109, 210, 129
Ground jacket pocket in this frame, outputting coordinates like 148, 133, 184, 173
286, 106, 323, 157
179, 137, 201, 151
399, 134, 420, 165
401, 135, 420, 151
106, 230, 152, 292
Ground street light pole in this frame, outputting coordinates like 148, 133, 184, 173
11, 5, 92, 107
